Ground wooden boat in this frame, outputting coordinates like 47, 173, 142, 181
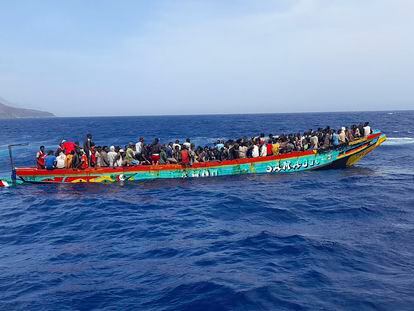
1, 131, 385, 186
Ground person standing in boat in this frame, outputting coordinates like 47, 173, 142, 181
83, 134, 94, 165
135, 137, 144, 158
36, 146, 46, 169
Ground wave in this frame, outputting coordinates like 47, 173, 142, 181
384, 137, 414, 146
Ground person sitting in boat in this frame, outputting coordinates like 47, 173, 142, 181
89, 145, 97, 167
260, 141, 267, 157
172, 140, 181, 151
310, 132, 319, 150
80, 150, 89, 169
44, 150, 57, 170
339, 127, 347, 144
71, 148, 82, 169
363, 122, 372, 137
100, 146, 110, 167
238, 142, 248, 158
36, 146, 46, 169
159, 146, 168, 165
183, 138, 191, 150
332, 130, 341, 147
107, 146, 117, 167
66, 150, 74, 168
181, 145, 190, 166
352, 125, 361, 138
252, 140, 260, 158
346, 127, 354, 142
125, 143, 138, 166
173, 145, 181, 163
113, 148, 125, 167
150, 138, 162, 164
215, 140, 224, 151
56, 151, 66, 169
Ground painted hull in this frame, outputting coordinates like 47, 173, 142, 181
14, 132, 386, 184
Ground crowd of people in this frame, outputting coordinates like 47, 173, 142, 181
35, 122, 373, 170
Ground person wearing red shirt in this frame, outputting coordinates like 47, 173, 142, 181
62, 140, 77, 155
80, 152, 89, 170
181, 146, 190, 165
36, 146, 46, 169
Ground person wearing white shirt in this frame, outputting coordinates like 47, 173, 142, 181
56, 152, 66, 169
135, 137, 144, 155
363, 122, 371, 137
107, 146, 118, 167
260, 144, 267, 157
172, 140, 181, 151
183, 138, 191, 150
252, 144, 260, 158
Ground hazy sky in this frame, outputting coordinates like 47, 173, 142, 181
0, 0, 413, 116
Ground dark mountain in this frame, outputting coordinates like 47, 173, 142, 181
0, 97, 55, 119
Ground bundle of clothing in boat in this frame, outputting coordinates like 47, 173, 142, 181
36, 122, 373, 170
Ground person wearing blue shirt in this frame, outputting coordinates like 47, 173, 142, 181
44, 151, 57, 170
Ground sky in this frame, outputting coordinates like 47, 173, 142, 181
0, 0, 413, 116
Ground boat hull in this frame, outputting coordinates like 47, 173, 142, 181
14, 133, 386, 184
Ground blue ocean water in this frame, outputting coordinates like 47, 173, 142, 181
0, 111, 413, 310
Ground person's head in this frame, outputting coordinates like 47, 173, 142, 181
47, 150, 54, 156
119, 149, 125, 154
154, 138, 159, 144
175, 145, 180, 151
87, 133, 92, 139
139, 137, 144, 142
175, 139, 179, 144
364, 122, 369, 126
40, 145, 45, 152
60, 139, 66, 146
110, 146, 115, 152
70, 150, 75, 155
186, 138, 190, 143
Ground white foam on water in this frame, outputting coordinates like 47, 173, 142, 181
384, 137, 414, 146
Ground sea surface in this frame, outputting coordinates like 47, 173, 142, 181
0, 111, 413, 310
